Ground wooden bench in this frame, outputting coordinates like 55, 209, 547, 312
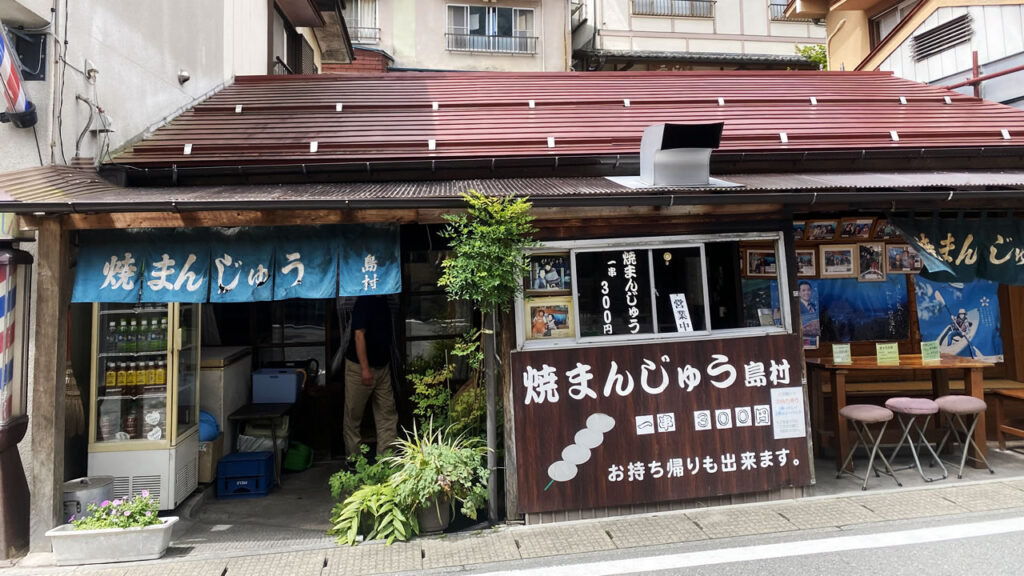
994, 389, 1024, 450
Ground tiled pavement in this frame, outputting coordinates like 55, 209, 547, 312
8, 449, 1024, 576
8, 477, 1024, 576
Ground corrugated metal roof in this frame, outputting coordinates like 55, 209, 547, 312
4, 165, 1024, 214
577, 49, 817, 67
109, 71, 1024, 170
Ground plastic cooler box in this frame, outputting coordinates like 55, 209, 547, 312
216, 451, 274, 498
251, 368, 302, 403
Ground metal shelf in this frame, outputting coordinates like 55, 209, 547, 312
98, 350, 169, 359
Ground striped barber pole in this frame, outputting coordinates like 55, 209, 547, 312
0, 24, 28, 114
0, 263, 14, 424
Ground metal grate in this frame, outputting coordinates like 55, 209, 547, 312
912, 14, 973, 62
112, 476, 130, 499
132, 475, 162, 500
633, 0, 716, 18
175, 455, 198, 505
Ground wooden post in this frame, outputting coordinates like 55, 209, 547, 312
484, 311, 499, 523
501, 310, 519, 521
28, 218, 68, 552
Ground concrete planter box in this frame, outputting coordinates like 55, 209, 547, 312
45, 516, 177, 566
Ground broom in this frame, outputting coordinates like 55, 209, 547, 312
65, 313, 85, 437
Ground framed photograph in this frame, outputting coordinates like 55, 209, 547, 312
805, 220, 839, 241
795, 249, 817, 277
858, 242, 886, 282
880, 221, 902, 240
840, 217, 875, 240
793, 221, 806, 241
819, 244, 856, 278
885, 244, 923, 274
527, 253, 571, 292
872, 219, 888, 240
525, 296, 574, 341
745, 249, 777, 277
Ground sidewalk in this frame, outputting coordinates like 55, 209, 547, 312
7, 449, 1024, 575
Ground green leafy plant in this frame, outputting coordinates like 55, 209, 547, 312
386, 421, 490, 520
797, 44, 827, 69
71, 492, 161, 530
438, 190, 536, 316
329, 483, 418, 546
329, 445, 395, 500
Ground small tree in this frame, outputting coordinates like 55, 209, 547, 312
438, 190, 536, 522
438, 190, 536, 315
797, 44, 827, 70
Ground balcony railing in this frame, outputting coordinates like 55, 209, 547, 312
632, 0, 716, 18
769, 3, 812, 22
349, 26, 381, 44
445, 33, 538, 55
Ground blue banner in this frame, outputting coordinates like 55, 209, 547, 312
273, 228, 338, 301
72, 225, 401, 303
818, 276, 909, 342
339, 224, 402, 296
141, 230, 211, 303
72, 230, 145, 303
208, 228, 275, 303
914, 277, 1003, 362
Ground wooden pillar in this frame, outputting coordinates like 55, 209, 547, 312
999, 285, 1024, 382
28, 218, 68, 552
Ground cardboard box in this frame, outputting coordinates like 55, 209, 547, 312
198, 433, 224, 484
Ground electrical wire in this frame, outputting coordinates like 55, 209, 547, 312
31, 124, 45, 166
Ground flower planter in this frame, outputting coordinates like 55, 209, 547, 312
45, 516, 177, 566
416, 497, 451, 536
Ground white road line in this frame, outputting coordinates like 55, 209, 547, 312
482, 517, 1024, 576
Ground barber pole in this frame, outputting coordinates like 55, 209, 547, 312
0, 27, 27, 114
0, 22, 36, 127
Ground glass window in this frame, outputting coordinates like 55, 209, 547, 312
520, 233, 789, 348
576, 250, 654, 337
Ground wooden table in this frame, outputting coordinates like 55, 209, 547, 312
228, 403, 292, 486
806, 354, 993, 472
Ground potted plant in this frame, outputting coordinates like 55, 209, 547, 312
386, 421, 489, 535
45, 491, 177, 566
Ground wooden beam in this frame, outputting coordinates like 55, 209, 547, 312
60, 209, 421, 230
29, 217, 68, 552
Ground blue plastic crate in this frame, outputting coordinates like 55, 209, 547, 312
217, 451, 273, 499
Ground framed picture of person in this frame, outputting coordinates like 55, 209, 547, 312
744, 249, 777, 277
793, 221, 806, 241
524, 296, 574, 341
805, 220, 839, 241
797, 279, 820, 349
858, 242, 886, 282
886, 244, 923, 274
527, 254, 571, 292
795, 249, 816, 277
840, 217, 875, 240
819, 244, 856, 278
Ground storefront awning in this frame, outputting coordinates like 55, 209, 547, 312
71, 224, 401, 303
890, 215, 1024, 285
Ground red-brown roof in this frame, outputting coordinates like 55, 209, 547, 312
111, 70, 1024, 169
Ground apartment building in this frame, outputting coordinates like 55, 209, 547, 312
0, 0, 351, 174
572, 0, 825, 71
789, 0, 1024, 107
340, 0, 570, 71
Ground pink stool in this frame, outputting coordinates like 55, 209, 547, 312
935, 395, 995, 478
884, 397, 947, 482
837, 404, 901, 490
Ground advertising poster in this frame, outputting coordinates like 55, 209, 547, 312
914, 277, 1003, 362
817, 276, 909, 342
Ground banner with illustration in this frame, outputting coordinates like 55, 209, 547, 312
914, 277, 1003, 362
889, 215, 1024, 284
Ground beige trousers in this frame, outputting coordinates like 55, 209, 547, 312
343, 359, 398, 457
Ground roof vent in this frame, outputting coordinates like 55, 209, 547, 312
639, 123, 724, 187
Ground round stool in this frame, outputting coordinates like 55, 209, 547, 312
935, 395, 994, 478
837, 404, 901, 490
884, 397, 947, 482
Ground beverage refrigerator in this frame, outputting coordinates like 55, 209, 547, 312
87, 302, 201, 511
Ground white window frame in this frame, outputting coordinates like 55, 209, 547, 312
516, 232, 791, 351
446, 4, 536, 52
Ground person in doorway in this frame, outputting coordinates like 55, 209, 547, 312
344, 295, 398, 460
